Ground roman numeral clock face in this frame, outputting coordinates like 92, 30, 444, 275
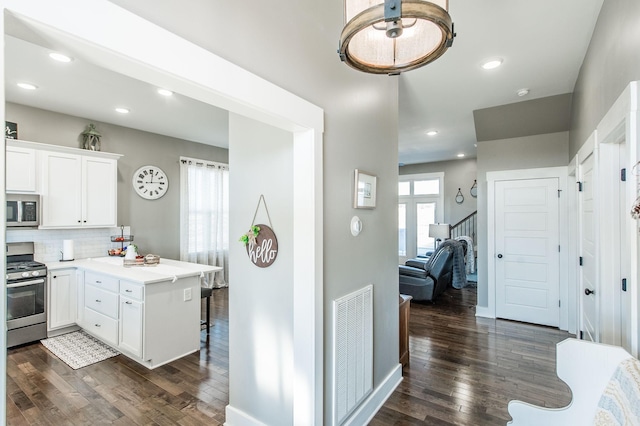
132, 165, 168, 200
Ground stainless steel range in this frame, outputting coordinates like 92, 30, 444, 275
6, 242, 47, 348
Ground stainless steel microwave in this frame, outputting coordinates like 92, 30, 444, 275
6, 194, 40, 228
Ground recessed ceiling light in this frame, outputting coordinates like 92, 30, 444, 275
157, 88, 173, 96
426, 130, 438, 136
115, 107, 130, 114
457, 153, 465, 158
481, 58, 503, 70
17, 82, 37, 90
49, 52, 72, 63
517, 88, 530, 97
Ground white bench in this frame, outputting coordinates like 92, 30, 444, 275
507, 338, 638, 425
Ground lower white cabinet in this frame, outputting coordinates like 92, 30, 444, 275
119, 280, 144, 358
74, 269, 200, 369
84, 281, 119, 347
48, 269, 77, 331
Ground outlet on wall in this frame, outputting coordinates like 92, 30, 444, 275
184, 288, 192, 301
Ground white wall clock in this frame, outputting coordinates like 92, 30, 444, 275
132, 165, 168, 200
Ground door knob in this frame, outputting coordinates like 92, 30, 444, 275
497, 254, 503, 258
585, 288, 595, 295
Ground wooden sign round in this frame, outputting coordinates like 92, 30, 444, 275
246, 224, 278, 267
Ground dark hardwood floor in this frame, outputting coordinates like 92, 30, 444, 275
371, 286, 573, 426
6, 288, 229, 426
6, 285, 573, 425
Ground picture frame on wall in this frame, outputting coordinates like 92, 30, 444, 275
5, 121, 17, 139
354, 169, 377, 209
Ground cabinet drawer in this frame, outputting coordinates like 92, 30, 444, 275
85, 272, 119, 293
120, 281, 144, 300
83, 307, 118, 347
85, 284, 118, 318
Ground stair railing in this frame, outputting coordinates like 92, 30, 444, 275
450, 211, 477, 246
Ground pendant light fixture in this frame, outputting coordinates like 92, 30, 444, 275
338, 0, 455, 75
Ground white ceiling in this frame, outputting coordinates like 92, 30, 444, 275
5, 1, 604, 164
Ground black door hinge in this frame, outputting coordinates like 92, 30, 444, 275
580, 330, 584, 339
577, 181, 583, 192
579, 256, 583, 266
622, 278, 627, 292
621, 168, 627, 182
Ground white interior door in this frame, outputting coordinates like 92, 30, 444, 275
579, 152, 598, 342
495, 178, 560, 326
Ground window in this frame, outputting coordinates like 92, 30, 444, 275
180, 157, 229, 287
398, 173, 444, 262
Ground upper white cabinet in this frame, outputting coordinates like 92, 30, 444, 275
7, 139, 122, 228
6, 142, 37, 192
36, 144, 120, 228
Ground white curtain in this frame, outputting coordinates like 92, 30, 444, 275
179, 157, 229, 287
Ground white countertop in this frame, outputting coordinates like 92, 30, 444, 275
47, 257, 223, 284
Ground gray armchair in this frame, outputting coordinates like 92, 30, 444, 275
399, 244, 455, 301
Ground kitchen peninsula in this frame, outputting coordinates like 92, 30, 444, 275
47, 257, 222, 369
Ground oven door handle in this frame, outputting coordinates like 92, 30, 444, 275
7, 278, 46, 288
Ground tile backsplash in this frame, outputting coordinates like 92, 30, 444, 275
7, 226, 131, 263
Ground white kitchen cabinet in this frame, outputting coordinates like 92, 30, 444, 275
6, 143, 37, 192
119, 293, 144, 358
47, 268, 77, 331
40, 149, 119, 228
82, 272, 119, 347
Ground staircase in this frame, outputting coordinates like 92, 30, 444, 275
450, 211, 477, 246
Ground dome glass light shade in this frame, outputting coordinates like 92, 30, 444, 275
339, 0, 454, 74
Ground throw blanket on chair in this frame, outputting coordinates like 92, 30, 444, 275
439, 240, 468, 289
455, 236, 475, 274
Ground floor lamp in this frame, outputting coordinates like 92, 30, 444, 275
429, 223, 450, 250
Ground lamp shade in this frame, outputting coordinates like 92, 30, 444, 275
339, 0, 455, 74
429, 223, 450, 240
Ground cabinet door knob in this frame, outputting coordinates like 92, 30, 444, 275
125, 301, 132, 305
94, 324, 101, 327
95, 299, 101, 303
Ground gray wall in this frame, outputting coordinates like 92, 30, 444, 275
228, 114, 294, 424
570, 0, 640, 157
476, 132, 569, 307
109, 0, 400, 423
400, 158, 477, 225
6, 102, 229, 260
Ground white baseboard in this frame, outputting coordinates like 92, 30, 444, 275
342, 363, 403, 426
224, 405, 267, 426
475, 305, 495, 319
224, 364, 402, 426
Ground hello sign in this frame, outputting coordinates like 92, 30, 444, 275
246, 224, 278, 267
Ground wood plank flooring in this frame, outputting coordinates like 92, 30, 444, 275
371, 286, 573, 425
6, 288, 229, 425
6, 286, 572, 425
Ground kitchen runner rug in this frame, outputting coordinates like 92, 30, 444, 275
40, 330, 119, 369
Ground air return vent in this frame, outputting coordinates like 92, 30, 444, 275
332, 284, 373, 425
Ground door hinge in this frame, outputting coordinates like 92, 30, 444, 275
577, 181, 583, 192
621, 168, 627, 182
622, 278, 627, 292
557, 189, 561, 198
580, 330, 584, 339
558, 245, 561, 252
559, 300, 561, 308
579, 256, 583, 266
